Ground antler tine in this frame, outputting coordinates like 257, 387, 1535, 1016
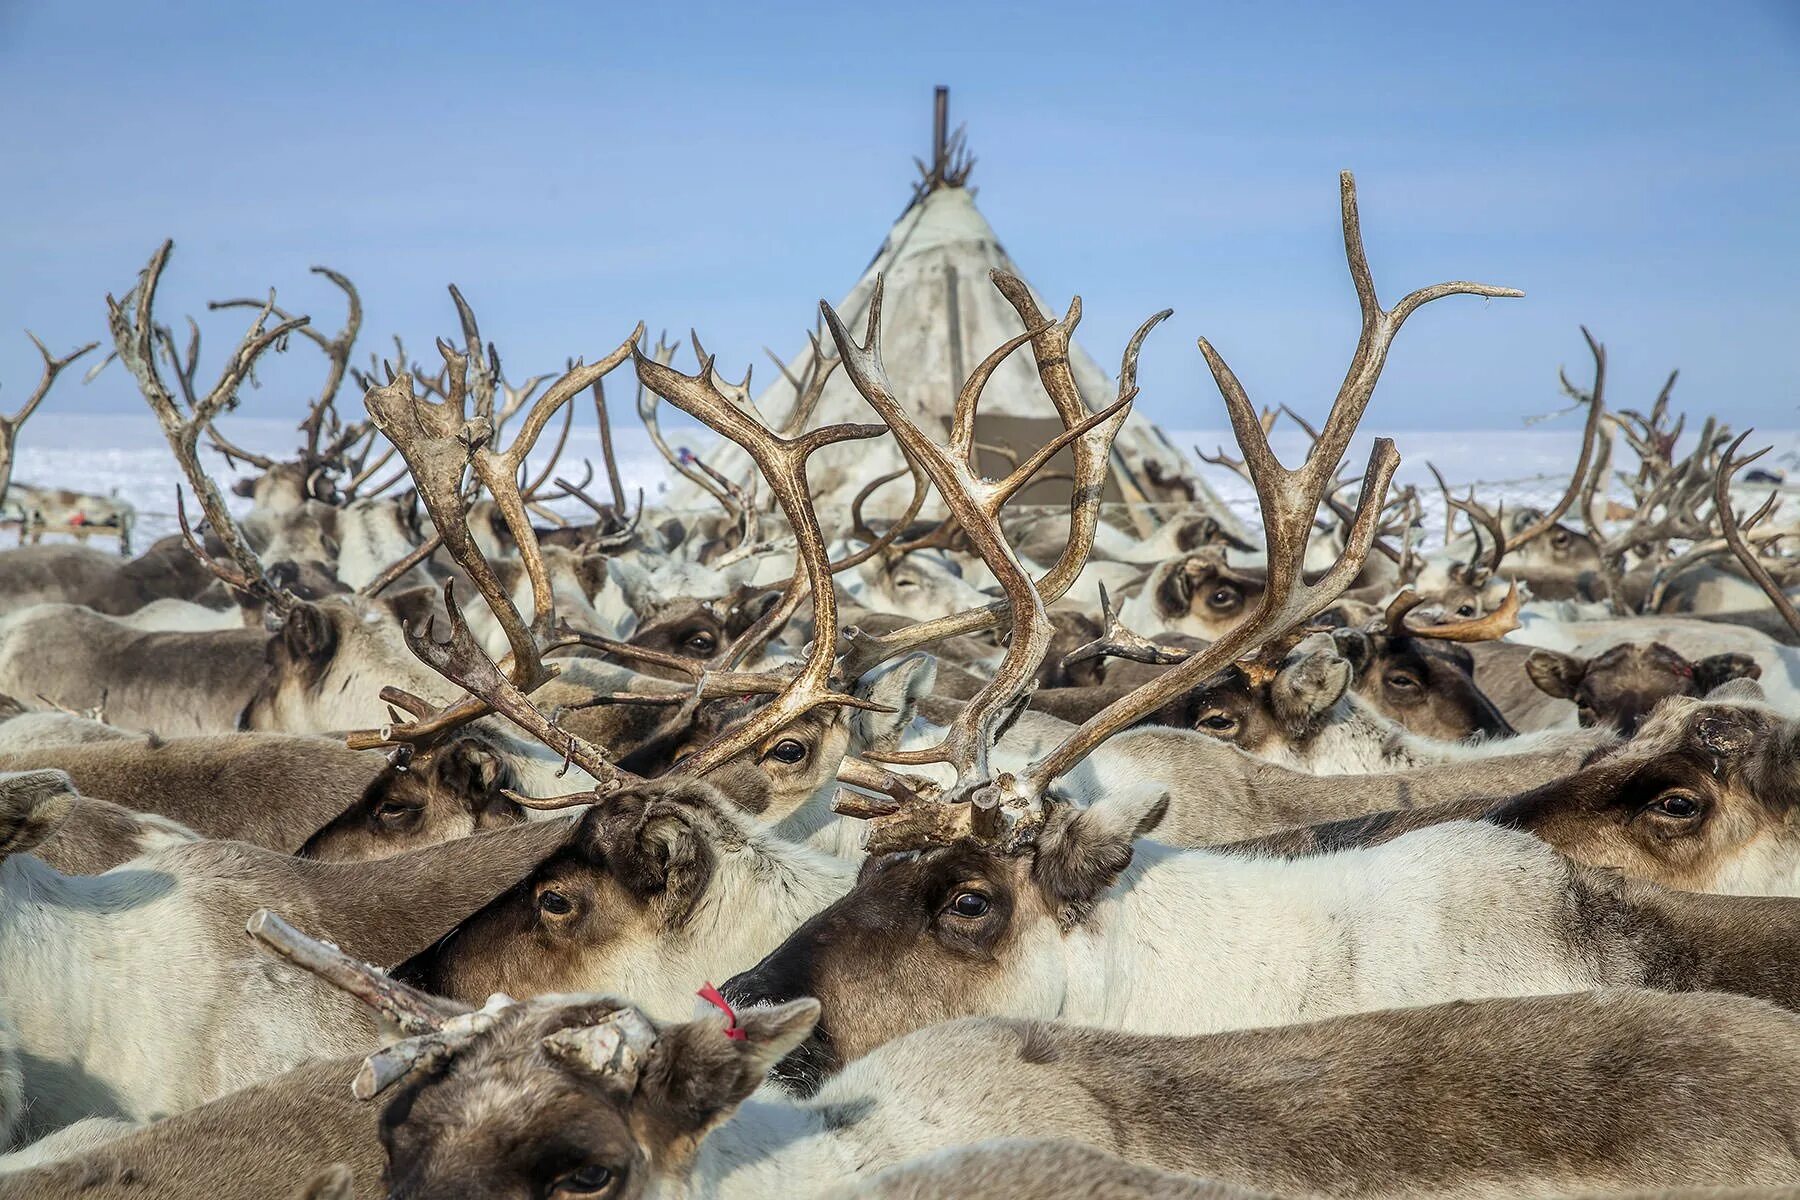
446, 284, 497, 426
774, 330, 842, 438
1394, 580, 1522, 642
589, 372, 629, 513
1716, 432, 1800, 637
635, 336, 737, 512
246, 909, 460, 1034
1062, 582, 1192, 669
1007, 171, 1519, 803
836, 277, 1170, 679
1, 331, 99, 505
824, 280, 1059, 791
1428, 464, 1505, 578
210, 266, 362, 471
108, 242, 304, 612
1506, 327, 1606, 552
632, 347, 886, 778
1197, 443, 1253, 482
496, 371, 551, 437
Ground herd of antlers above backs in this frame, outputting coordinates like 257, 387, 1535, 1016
54, 170, 1789, 854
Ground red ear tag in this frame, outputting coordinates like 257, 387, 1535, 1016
697, 982, 747, 1041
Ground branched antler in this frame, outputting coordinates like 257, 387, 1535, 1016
0, 332, 99, 507
631, 345, 888, 777
1061, 583, 1191, 668
1715, 432, 1800, 637
108, 241, 307, 609
1005, 172, 1520, 806
835, 274, 1169, 678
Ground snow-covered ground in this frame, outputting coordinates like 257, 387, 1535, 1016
8, 413, 1796, 549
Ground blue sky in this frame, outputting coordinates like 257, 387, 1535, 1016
0, 0, 1796, 434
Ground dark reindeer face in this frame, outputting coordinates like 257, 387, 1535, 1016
300, 737, 524, 862
1333, 628, 1513, 741
1158, 639, 1352, 754
722, 788, 1166, 1094
1527, 642, 1760, 736
1489, 691, 1800, 893
1148, 552, 1266, 638
378, 997, 816, 1200
398, 781, 736, 1004
627, 587, 780, 678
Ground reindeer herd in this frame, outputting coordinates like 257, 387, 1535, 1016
0, 173, 1796, 1198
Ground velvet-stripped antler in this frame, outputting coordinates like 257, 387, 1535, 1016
1002, 171, 1521, 807
0, 332, 98, 507
631, 347, 888, 778
108, 241, 308, 611
835, 273, 1170, 679
1715, 432, 1800, 637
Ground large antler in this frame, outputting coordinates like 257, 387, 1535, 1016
835, 274, 1169, 678
1005, 172, 1520, 804
824, 278, 1133, 791
631, 346, 888, 777
0, 332, 98, 507
1715, 432, 1800, 637
212, 266, 365, 484
1504, 327, 1607, 553
108, 242, 307, 609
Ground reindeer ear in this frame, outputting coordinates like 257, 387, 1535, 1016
282, 603, 337, 665
1032, 785, 1169, 922
1271, 642, 1351, 725
1330, 628, 1374, 676
1702, 675, 1767, 705
437, 737, 509, 801
232, 476, 257, 499
849, 653, 938, 753
1526, 649, 1585, 700
384, 586, 440, 633
576, 554, 611, 600
608, 558, 655, 617
0, 768, 77, 861
640, 998, 820, 1134
1694, 653, 1761, 694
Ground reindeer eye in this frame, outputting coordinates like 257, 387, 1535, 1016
537, 889, 575, 917
894, 576, 919, 589
1551, 530, 1571, 548
946, 891, 991, 918
1384, 671, 1421, 693
373, 800, 422, 827
1198, 712, 1239, 734
766, 738, 808, 765
1649, 792, 1704, 820
682, 631, 717, 656
1205, 586, 1241, 611
551, 1165, 615, 1197
1455, 604, 1476, 618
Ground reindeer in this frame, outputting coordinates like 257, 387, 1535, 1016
722, 174, 1800, 1085
0, 772, 579, 1138
0, 535, 217, 618
166, 916, 1800, 1200
1525, 640, 1761, 735
0, 729, 524, 862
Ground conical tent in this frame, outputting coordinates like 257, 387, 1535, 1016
671, 94, 1235, 535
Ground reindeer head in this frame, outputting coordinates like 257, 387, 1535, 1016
300, 733, 524, 862
1157, 633, 1353, 755
1328, 592, 1518, 741
247, 913, 815, 1200
1526, 642, 1761, 736
397, 777, 847, 1017
1488, 681, 1800, 893
1137, 550, 1267, 639
721, 784, 1168, 1094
